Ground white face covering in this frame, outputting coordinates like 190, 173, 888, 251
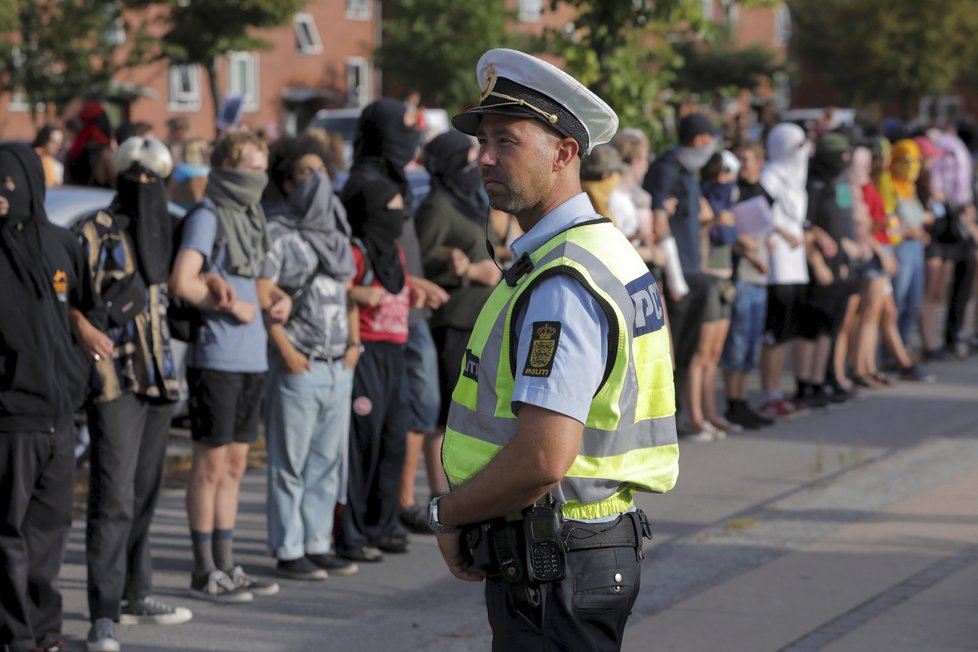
675, 142, 716, 172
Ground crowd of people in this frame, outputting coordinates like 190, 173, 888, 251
3, 90, 978, 652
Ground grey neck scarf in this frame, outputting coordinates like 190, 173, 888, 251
273, 172, 356, 281
205, 168, 270, 277
675, 143, 715, 172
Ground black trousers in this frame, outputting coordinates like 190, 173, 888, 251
86, 393, 173, 621
0, 419, 75, 652
945, 241, 976, 347
485, 545, 642, 652
339, 342, 408, 549
664, 272, 712, 412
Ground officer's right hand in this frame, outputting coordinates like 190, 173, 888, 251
436, 531, 485, 582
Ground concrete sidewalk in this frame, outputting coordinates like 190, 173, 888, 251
625, 436, 978, 652
51, 360, 978, 651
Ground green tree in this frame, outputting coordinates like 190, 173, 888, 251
538, 0, 779, 147
672, 40, 785, 97
373, 0, 524, 115
791, 0, 978, 117
0, 0, 147, 119
128, 0, 305, 120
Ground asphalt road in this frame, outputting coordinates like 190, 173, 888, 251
55, 354, 978, 651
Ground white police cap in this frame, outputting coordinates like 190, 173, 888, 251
452, 48, 619, 156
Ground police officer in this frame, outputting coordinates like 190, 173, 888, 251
429, 49, 680, 651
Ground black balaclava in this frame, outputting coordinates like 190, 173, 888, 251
346, 181, 405, 294
423, 131, 487, 223
0, 143, 51, 298
352, 98, 421, 205
113, 174, 173, 284
811, 133, 851, 183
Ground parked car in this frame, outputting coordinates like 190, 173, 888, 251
45, 185, 190, 463
308, 106, 450, 169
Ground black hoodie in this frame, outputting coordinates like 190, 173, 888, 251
0, 142, 95, 432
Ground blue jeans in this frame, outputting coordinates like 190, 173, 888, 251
892, 239, 925, 347
721, 281, 767, 372
265, 356, 353, 561
403, 320, 440, 434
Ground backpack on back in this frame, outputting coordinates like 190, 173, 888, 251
167, 202, 224, 342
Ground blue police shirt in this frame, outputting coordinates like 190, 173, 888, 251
510, 193, 609, 424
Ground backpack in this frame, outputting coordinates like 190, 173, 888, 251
167, 202, 224, 342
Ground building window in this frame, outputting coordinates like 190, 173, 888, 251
518, 0, 542, 22
775, 5, 791, 45
294, 12, 322, 54
346, 0, 371, 20
346, 57, 370, 108
7, 91, 30, 112
919, 95, 964, 127
168, 64, 201, 111
701, 0, 714, 21
228, 51, 259, 112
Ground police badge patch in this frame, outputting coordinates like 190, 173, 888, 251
523, 321, 562, 378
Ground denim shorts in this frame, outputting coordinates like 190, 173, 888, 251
403, 320, 440, 434
721, 281, 767, 373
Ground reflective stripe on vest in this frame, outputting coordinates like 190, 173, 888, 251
443, 219, 679, 521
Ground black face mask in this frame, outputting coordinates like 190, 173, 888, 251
114, 175, 172, 284
0, 153, 34, 225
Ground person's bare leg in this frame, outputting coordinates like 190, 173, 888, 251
187, 442, 228, 533
793, 339, 816, 384
921, 257, 952, 351
760, 343, 785, 395
400, 431, 425, 509
834, 294, 861, 385
881, 293, 915, 368
702, 320, 730, 423
811, 335, 833, 384
856, 279, 885, 379
214, 442, 249, 531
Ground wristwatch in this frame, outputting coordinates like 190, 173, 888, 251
346, 340, 365, 354
427, 494, 459, 533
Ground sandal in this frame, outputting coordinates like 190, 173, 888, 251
871, 372, 894, 386
851, 375, 879, 389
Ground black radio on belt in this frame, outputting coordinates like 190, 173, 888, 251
522, 496, 566, 583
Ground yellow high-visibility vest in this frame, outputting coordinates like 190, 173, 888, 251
443, 218, 679, 520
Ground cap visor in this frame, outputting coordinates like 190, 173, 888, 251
451, 105, 553, 135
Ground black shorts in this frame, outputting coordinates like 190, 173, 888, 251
796, 287, 848, 340
763, 283, 806, 345
187, 367, 265, 446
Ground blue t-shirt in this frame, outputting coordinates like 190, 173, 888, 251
643, 149, 703, 274
179, 202, 268, 373
508, 194, 609, 424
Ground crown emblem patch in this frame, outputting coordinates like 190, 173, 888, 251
523, 321, 562, 378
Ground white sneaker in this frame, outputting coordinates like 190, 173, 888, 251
701, 420, 727, 440
87, 617, 120, 652
189, 569, 254, 604
119, 596, 193, 625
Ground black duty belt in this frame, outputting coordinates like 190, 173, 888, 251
563, 514, 640, 552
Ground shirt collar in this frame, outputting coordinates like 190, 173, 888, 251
510, 193, 597, 258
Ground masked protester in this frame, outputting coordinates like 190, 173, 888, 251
402, 132, 501, 534
170, 131, 284, 606
337, 98, 425, 563
0, 142, 98, 652
889, 139, 929, 354
257, 135, 360, 581
75, 136, 192, 652
644, 112, 720, 440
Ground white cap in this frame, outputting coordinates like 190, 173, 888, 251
452, 48, 619, 156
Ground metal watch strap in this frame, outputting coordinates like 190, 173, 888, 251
427, 495, 459, 533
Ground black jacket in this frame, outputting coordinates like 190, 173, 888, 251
0, 142, 92, 433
